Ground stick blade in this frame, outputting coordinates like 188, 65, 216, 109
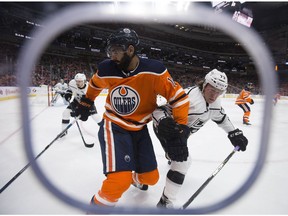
84, 143, 94, 148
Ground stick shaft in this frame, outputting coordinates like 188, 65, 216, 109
0, 116, 80, 194
182, 147, 238, 209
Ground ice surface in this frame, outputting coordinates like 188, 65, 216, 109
0, 95, 288, 214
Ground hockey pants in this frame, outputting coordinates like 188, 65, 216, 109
237, 103, 251, 123
91, 169, 159, 207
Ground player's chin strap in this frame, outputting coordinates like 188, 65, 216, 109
0, 116, 81, 194
181, 146, 240, 209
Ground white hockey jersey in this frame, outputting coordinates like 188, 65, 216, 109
152, 86, 235, 136
68, 79, 88, 103
53, 82, 68, 93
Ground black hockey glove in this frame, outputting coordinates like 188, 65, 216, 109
158, 117, 190, 139
158, 117, 190, 162
166, 126, 190, 162
228, 128, 248, 151
64, 90, 73, 102
250, 99, 254, 105
69, 101, 77, 117
74, 96, 95, 121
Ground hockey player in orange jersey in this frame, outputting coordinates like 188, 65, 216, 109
235, 83, 254, 125
73, 28, 190, 209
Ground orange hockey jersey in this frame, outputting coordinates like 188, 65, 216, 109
86, 58, 189, 131
235, 89, 253, 105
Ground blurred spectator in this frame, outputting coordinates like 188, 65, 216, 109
0, 42, 287, 96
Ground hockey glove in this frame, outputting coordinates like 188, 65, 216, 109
166, 126, 190, 162
250, 99, 254, 105
69, 101, 77, 117
74, 96, 95, 121
64, 90, 73, 102
228, 128, 248, 151
158, 117, 190, 139
158, 117, 190, 162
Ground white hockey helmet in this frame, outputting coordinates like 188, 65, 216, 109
74, 73, 86, 82
203, 69, 228, 91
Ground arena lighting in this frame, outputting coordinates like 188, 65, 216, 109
15, 33, 24, 38
213, 1, 246, 9
92, 36, 102, 40
15, 33, 34, 40
112, 0, 190, 15
26, 20, 43, 27
213, 1, 230, 13
218, 60, 226, 63
118, 1, 151, 15
151, 47, 161, 51
152, 1, 170, 15
176, 1, 190, 11
212, 1, 225, 7
17, 2, 277, 214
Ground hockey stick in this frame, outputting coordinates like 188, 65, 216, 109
181, 146, 239, 209
75, 119, 94, 148
51, 92, 59, 104
69, 102, 94, 148
0, 116, 80, 194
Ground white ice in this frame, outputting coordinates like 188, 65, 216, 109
0, 95, 288, 214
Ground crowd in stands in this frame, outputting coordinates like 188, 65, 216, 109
31, 54, 94, 86
1, 42, 288, 96
1, 2, 287, 96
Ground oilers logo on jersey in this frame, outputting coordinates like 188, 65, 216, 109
110, 85, 140, 116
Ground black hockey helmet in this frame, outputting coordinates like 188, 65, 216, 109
245, 82, 254, 91
106, 28, 140, 49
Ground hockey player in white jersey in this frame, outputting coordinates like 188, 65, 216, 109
60, 73, 100, 138
152, 69, 248, 208
51, 79, 68, 106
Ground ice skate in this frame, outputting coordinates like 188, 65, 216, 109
157, 193, 173, 208
132, 172, 148, 190
90, 195, 97, 205
132, 181, 148, 191
243, 120, 251, 125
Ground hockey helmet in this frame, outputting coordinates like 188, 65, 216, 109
74, 73, 86, 82
245, 82, 254, 90
203, 69, 228, 91
106, 28, 140, 49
